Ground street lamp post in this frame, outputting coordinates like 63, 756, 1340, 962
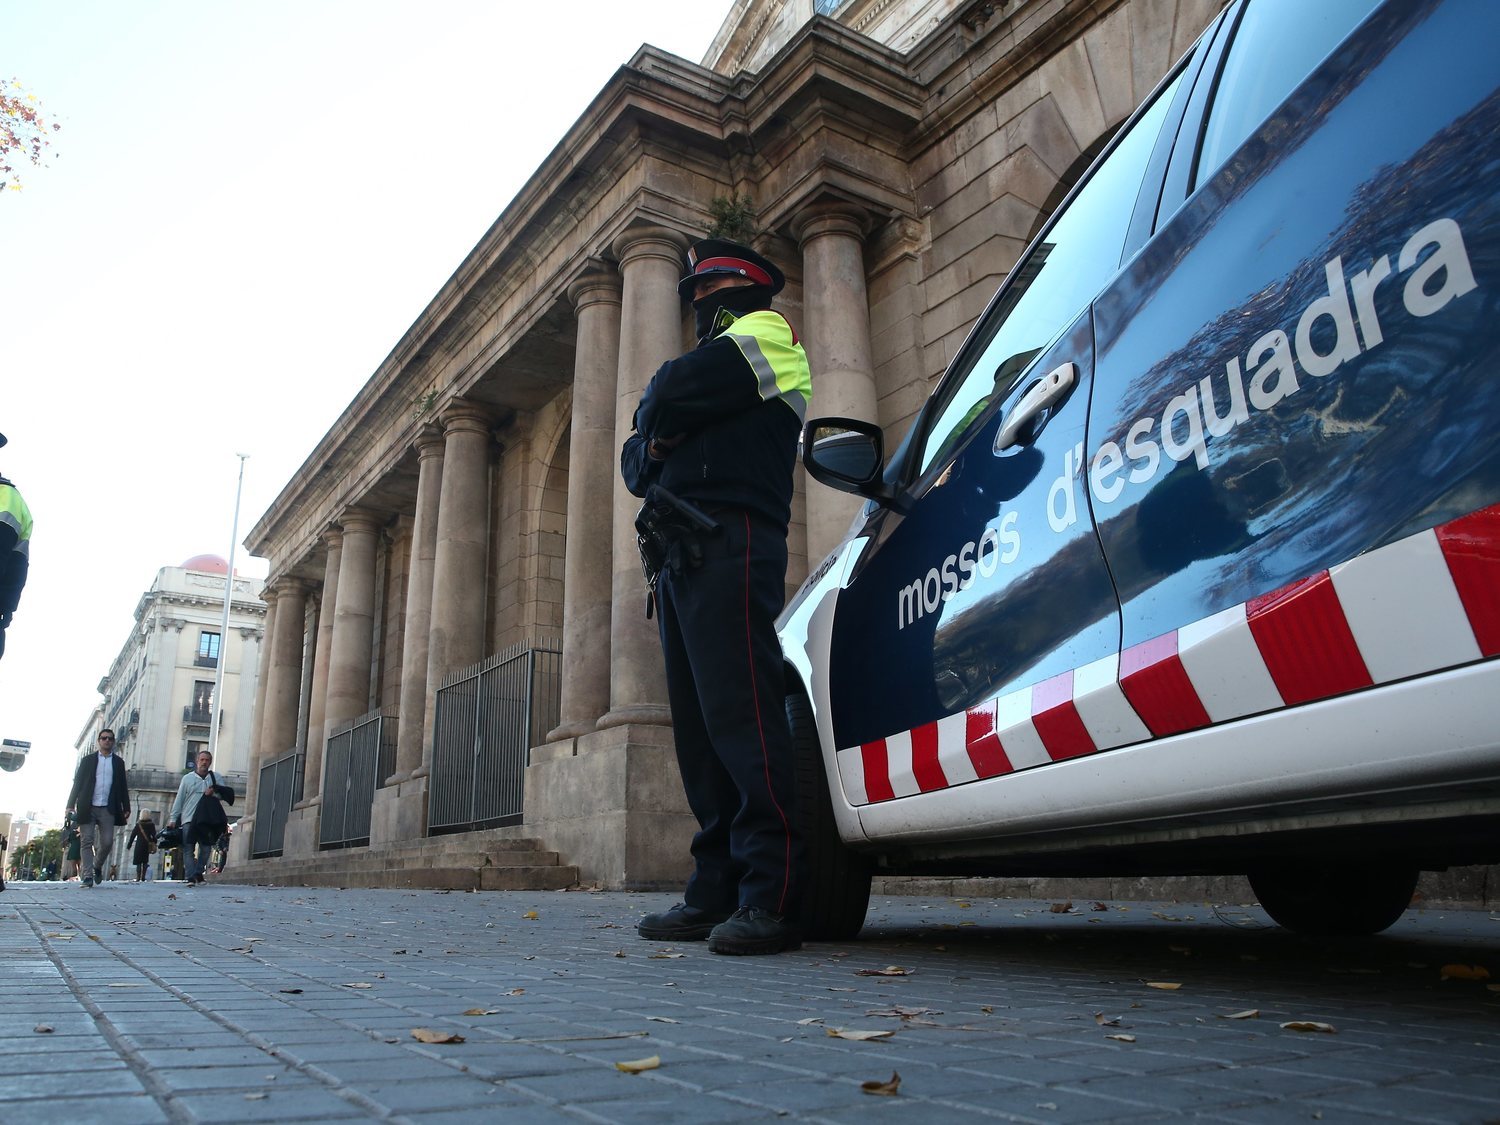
207, 454, 250, 764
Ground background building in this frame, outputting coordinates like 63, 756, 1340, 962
76, 555, 266, 878
233, 0, 1223, 885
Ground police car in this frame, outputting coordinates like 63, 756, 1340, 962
780, 0, 1499, 938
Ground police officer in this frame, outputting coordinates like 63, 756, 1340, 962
621, 238, 812, 955
0, 432, 32, 663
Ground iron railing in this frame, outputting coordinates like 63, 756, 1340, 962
428, 640, 560, 835
250, 749, 301, 858
319, 707, 398, 850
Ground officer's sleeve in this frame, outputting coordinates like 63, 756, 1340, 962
639, 336, 764, 439
620, 432, 662, 498
0, 521, 25, 615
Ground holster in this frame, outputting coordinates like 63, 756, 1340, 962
635, 485, 723, 616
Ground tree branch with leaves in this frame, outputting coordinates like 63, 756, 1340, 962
2, 78, 61, 193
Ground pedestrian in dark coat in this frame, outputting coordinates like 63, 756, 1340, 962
127, 815, 157, 881
65, 729, 131, 887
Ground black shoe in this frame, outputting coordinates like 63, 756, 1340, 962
707, 906, 802, 956
637, 902, 732, 941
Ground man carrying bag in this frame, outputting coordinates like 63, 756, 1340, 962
169, 749, 234, 886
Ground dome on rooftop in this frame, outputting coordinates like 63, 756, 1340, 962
181, 554, 229, 574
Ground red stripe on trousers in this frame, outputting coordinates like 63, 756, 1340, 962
860, 740, 895, 803
1246, 571, 1372, 705
1435, 504, 1500, 657
909, 722, 949, 792
964, 700, 1013, 778
1030, 670, 1097, 760
1119, 631, 1212, 737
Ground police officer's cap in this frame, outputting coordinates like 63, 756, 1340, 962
677, 238, 785, 300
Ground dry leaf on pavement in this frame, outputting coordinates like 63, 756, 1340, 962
646, 1016, 678, 1023
826, 1027, 895, 1041
343, 982, 373, 989
796, 1017, 824, 1025
1145, 982, 1181, 990
1049, 902, 1075, 913
868, 1006, 941, 1020
1280, 1021, 1337, 1034
522, 911, 540, 920
1105, 1034, 1137, 1042
506, 988, 526, 996
463, 1008, 499, 1016
650, 952, 685, 959
1439, 964, 1490, 981
861, 1072, 901, 1096
411, 1028, 466, 1044
615, 1055, 660, 1074
1217, 1009, 1259, 1020
278, 988, 303, 995
855, 966, 912, 977
33, 1024, 53, 1034
1093, 1013, 1122, 1026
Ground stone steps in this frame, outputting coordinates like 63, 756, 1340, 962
223, 832, 579, 892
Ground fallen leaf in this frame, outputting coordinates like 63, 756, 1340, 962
868, 1006, 941, 1020
861, 1071, 901, 1097
278, 988, 304, 995
1093, 1013, 1121, 1026
522, 911, 539, 920
229, 947, 253, 954
1049, 902, 1075, 914
506, 988, 526, 996
796, 1017, 824, 1025
33, 1024, 53, 1034
650, 953, 685, 960
1145, 982, 1181, 990
244, 1093, 268, 1101
463, 1009, 499, 1016
411, 1028, 465, 1044
614, 951, 627, 959
1105, 1033, 1137, 1043
980, 1006, 994, 1014
1439, 964, 1491, 981
646, 1016, 678, 1024
1217, 1009, 1259, 1020
343, 982, 373, 989
855, 966, 912, 977
1091, 902, 1109, 912
826, 1027, 895, 1041
167, 893, 177, 900
827, 986, 857, 992
615, 1055, 660, 1074
1280, 1021, 1337, 1034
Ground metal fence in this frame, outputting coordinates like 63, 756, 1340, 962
428, 640, 561, 835
250, 750, 301, 858
319, 707, 398, 850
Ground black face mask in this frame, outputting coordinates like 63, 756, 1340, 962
692, 285, 770, 338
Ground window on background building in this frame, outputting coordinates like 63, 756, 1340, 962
192, 680, 214, 715
197, 630, 221, 666
185, 740, 206, 770
814, 0, 842, 13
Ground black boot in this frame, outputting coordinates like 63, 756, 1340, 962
707, 907, 802, 955
637, 902, 732, 941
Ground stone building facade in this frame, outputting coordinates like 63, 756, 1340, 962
235, 0, 1223, 885
78, 556, 266, 876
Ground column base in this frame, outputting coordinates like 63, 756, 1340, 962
595, 704, 672, 729
228, 816, 255, 867
281, 805, 321, 859
369, 776, 429, 847
525, 723, 694, 890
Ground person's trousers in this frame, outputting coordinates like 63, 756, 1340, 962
184, 826, 214, 882
79, 807, 117, 882
655, 508, 803, 917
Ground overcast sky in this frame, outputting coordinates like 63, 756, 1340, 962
1, 0, 732, 824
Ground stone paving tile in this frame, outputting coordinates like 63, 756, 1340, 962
2, 1095, 171, 1125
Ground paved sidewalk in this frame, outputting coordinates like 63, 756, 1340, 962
1, 882, 1496, 1123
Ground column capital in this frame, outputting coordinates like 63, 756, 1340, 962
320, 525, 345, 551
567, 264, 623, 312
792, 201, 875, 247
338, 507, 383, 536
268, 575, 309, 598
414, 425, 446, 461
438, 401, 494, 438
611, 225, 690, 274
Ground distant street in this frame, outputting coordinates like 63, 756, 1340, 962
1, 883, 1497, 1123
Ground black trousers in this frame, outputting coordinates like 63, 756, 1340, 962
655, 508, 802, 916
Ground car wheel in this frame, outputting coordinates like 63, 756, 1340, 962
1247, 864, 1418, 936
787, 688, 872, 941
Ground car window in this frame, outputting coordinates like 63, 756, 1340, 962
917, 68, 1185, 477
1193, 0, 1382, 190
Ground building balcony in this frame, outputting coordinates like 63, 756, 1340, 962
193, 654, 219, 669
182, 706, 221, 728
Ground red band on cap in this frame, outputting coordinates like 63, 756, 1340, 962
693, 256, 773, 287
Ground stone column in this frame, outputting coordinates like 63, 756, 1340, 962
387, 430, 444, 781
549, 267, 623, 740
300, 529, 342, 802
795, 204, 879, 564
423, 404, 493, 755
259, 578, 308, 763
598, 227, 687, 729
235, 588, 278, 843
324, 510, 381, 729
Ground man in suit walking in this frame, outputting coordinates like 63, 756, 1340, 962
66, 729, 131, 887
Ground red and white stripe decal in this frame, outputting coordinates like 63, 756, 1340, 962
837, 504, 1500, 806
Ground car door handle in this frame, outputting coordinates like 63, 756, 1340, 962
994, 362, 1077, 451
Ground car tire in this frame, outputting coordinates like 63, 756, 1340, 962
1248, 864, 1419, 936
787, 688, 872, 941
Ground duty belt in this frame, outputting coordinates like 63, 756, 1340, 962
635, 484, 723, 617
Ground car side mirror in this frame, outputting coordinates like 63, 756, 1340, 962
802, 417, 900, 507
